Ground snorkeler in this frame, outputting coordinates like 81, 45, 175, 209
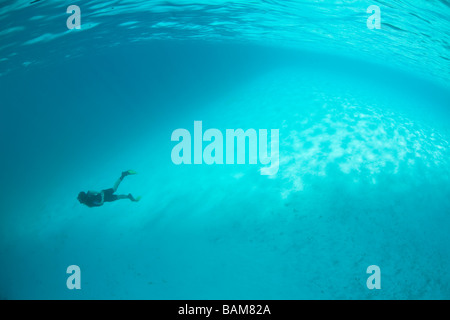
77, 170, 141, 208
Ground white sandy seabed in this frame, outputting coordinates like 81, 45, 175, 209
1, 67, 449, 299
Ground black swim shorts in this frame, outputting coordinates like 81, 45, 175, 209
102, 188, 118, 202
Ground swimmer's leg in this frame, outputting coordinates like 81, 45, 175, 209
117, 194, 141, 202
112, 170, 137, 192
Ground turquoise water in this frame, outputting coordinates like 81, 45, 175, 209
0, 1, 449, 299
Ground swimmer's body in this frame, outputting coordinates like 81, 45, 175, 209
77, 170, 141, 208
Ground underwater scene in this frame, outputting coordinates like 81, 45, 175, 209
0, 0, 449, 299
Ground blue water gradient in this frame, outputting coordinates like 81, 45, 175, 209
0, 1, 449, 299
1, 0, 450, 87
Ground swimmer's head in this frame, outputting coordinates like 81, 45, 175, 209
77, 191, 87, 204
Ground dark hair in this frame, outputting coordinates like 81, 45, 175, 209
77, 191, 87, 203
